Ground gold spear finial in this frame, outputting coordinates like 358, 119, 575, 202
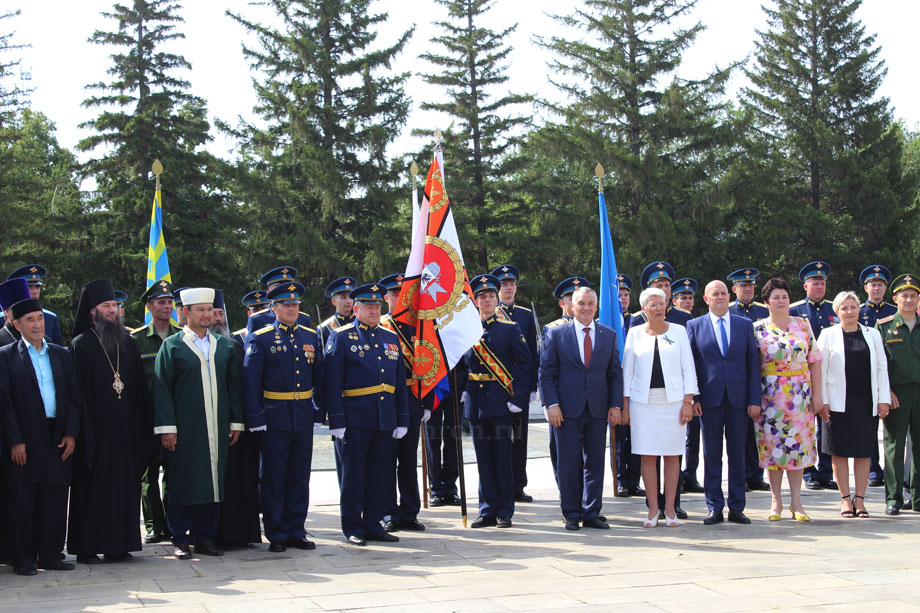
152, 159, 163, 191
410, 161, 419, 189
434, 130, 443, 143
595, 163, 605, 194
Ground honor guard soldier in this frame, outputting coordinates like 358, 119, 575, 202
5, 265, 63, 345
860, 265, 897, 328
464, 274, 534, 528
491, 264, 539, 503
247, 267, 312, 336
131, 280, 180, 544
877, 274, 920, 515
671, 277, 703, 493
319, 276, 357, 339
173, 287, 189, 327
790, 261, 838, 490
114, 290, 128, 323
543, 277, 590, 485
630, 261, 690, 517
671, 278, 697, 314
859, 265, 895, 486
232, 290, 272, 345
618, 274, 633, 334
324, 283, 409, 546
243, 282, 323, 552
728, 268, 769, 322
726, 268, 770, 491
379, 274, 429, 532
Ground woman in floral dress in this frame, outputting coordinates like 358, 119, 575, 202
753, 278, 826, 521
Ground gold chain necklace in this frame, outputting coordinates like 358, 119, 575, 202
91, 330, 124, 399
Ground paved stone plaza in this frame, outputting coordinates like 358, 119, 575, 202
1, 421, 919, 612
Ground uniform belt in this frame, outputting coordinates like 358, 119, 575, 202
263, 390, 314, 400
342, 384, 396, 397
468, 373, 499, 382
762, 368, 808, 377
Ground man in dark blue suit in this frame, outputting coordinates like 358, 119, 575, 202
540, 287, 623, 530
686, 281, 761, 525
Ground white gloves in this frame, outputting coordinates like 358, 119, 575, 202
530, 391, 540, 403
507, 403, 523, 414
393, 426, 408, 439
460, 391, 468, 404
421, 409, 431, 423
249, 425, 267, 432
331, 428, 346, 440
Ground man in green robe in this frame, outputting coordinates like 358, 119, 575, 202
153, 287, 244, 560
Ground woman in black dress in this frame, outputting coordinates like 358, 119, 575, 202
817, 292, 891, 518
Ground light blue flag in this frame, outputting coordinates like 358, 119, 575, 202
597, 190, 625, 356
145, 186, 178, 325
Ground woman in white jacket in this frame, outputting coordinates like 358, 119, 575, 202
817, 291, 891, 518
623, 288, 698, 527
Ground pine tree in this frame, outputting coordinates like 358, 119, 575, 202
0, 9, 28, 124
78, 0, 237, 312
534, 0, 736, 278
225, 0, 412, 296
415, 0, 533, 269
742, 0, 914, 285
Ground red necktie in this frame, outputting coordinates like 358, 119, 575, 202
583, 327, 592, 367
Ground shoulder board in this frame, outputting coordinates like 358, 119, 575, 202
789, 299, 806, 307
299, 311, 309, 316
631, 311, 644, 318
254, 325, 275, 336
128, 325, 145, 335
878, 315, 896, 324
337, 323, 355, 332
728, 301, 737, 307
232, 328, 248, 337
753, 302, 767, 308
296, 325, 316, 334
498, 319, 516, 325
545, 318, 566, 329
513, 304, 531, 313
673, 307, 691, 314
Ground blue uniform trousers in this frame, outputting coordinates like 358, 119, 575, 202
512, 411, 529, 494
385, 419, 421, 522
553, 411, 606, 520
683, 416, 701, 481
340, 427, 392, 538
260, 429, 312, 542
425, 400, 459, 497
334, 437, 344, 489
744, 419, 764, 483
168, 502, 220, 545
614, 424, 641, 488
701, 399, 747, 512
471, 415, 514, 519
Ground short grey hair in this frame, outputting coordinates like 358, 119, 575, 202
572, 286, 597, 301
832, 291, 860, 314
639, 287, 666, 308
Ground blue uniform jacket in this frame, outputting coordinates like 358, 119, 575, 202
243, 320, 323, 431
686, 314, 761, 409
462, 316, 533, 420
728, 300, 769, 322
501, 303, 539, 393
245, 309, 312, 340
790, 298, 838, 339
860, 300, 897, 328
630, 305, 692, 328
539, 320, 623, 420
324, 321, 409, 431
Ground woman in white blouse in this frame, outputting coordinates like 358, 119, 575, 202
623, 288, 698, 527
817, 291, 890, 518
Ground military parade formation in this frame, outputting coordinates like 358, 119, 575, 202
1, 258, 919, 577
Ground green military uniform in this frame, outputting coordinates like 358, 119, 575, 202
131, 280, 180, 540
876, 273, 920, 511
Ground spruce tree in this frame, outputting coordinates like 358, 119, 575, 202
415, 0, 533, 269
0, 9, 27, 124
226, 0, 412, 295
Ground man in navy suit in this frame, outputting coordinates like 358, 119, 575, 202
540, 287, 623, 530
686, 280, 761, 525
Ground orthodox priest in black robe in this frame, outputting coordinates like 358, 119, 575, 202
67, 278, 150, 564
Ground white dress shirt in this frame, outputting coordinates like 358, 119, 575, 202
708, 311, 731, 354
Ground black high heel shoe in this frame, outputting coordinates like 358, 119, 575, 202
853, 494, 870, 518
840, 495, 855, 518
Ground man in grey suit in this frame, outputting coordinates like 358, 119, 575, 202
539, 287, 624, 531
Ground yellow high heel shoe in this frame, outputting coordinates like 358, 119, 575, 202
789, 505, 810, 521
768, 509, 782, 521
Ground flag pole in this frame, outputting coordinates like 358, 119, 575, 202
409, 159, 430, 510
597, 162, 619, 498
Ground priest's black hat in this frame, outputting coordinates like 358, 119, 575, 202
71, 278, 116, 339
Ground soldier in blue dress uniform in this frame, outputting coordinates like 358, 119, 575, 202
631, 261, 691, 517
243, 282, 323, 552
491, 264, 539, 503
318, 276, 357, 339
618, 274, 632, 335
324, 283, 408, 546
464, 274, 534, 528
231, 290, 272, 345
790, 261, 838, 490
726, 268, 770, 492
672, 277, 704, 493
5, 265, 62, 345
246, 267, 313, 336
378, 273, 430, 532
859, 265, 896, 487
